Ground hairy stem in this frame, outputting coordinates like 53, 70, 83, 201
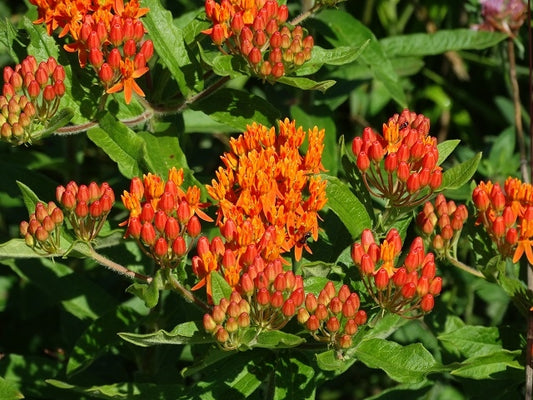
88, 245, 153, 283
167, 272, 210, 312
446, 255, 485, 279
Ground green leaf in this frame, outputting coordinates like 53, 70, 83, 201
0, 18, 20, 61
210, 270, 233, 305
250, 330, 305, 349
277, 76, 336, 92
126, 269, 162, 308
437, 139, 460, 165
316, 10, 406, 106
181, 347, 235, 377
190, 88, 280, 131
32, 108, 75, 141
451, 350, 523, 379
210, 54, 248, 78
0, 377, 24, 400
323, 175, 372, 239
273, 353, 316, 399
87, 113, 144, 179
2, 258, 117, 321
138, 131, 189, 177
67, 303, 146, 376
380, 29, 507, 57
0, 238, 50, 259
438, 325, 504, 358
354, 338, 445, 384
316, 349, 357, 373
118, 321, 214, 347
142, 0, 200, 96
22, 16, 59, 60
296, 43, 370, 76
16, 180, 40, 214
440, 152, 482, 191
46, 379, 186, 399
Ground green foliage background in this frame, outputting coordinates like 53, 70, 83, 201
0, 0, 531, 399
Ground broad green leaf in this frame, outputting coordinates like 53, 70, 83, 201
0, 377, 24, 400
118, 321, 213, 347
273, 353, 316, 400
2, 258, 117, 320
380, 29, 507, 57
290, 104, 338, 175
32, 108, 75, 141
250, 330, 305, 349
46, 379, 187, 399
181, 347, 235, 377
277, 76, 336, 92
440, 152, 482, 191
139, 131, 189, 177
0, 19, 19, 61
323, 175, 372, 238
87, 113, 144, 179
0, 238, 51, 259
295, 43, 370, 76
22, 16, 59, 60
316, 10, 406, 106
450, 350, 522, 379
183, 109, 237, 133
210, 54, 248, 78
438, 325, 504, 358
190, 88, 280, 131
210, 270, 233, 305
354, 338, 445, 383
142, 0, 200, 95
181, 10, 211, 44
67, 303, 146, 376
437, 139, 460, 165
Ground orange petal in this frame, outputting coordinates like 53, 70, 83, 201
524, 241, 533, 265
513, 242, 525, 263
191, 277, 206, 291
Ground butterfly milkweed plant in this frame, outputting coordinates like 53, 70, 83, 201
1, 0, 533, 399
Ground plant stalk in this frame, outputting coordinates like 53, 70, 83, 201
88, 245, 152, 283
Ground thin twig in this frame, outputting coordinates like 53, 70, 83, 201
167, 273, 210, 312
289, 3, 322, 26
446, 256, 485, 279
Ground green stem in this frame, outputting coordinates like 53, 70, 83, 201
166, 272, 210, 312
289, 3, 322, 26
446, 255, 485, 279
88, 245, 153, 282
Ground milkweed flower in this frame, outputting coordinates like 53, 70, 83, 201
29, 0, 153, 104
203, 0, 313, 81
207, 118, 327, 266
473, 0, 527, 37
351, 229, 441, 317
20, 201, 64, 254
121, 168, 212, 269
352, 109, 442, 208
473, 177, 533, 264
1, 55, 66, 145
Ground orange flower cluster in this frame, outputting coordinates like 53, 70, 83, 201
1, 55, 65, 144
207, 118, 327, 269
29, 0, 154, 103
20, 201, 64, 254
351, 229, 441, 317
203, 263, 304, 349
352, 109, 442, 208
297, 281, 367, 350
203, 0, 314, 80
473, 177, 533, 264
121, 168, 212, 269
417, 194, 468, 258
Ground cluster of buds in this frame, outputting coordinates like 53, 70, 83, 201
30, 0, 154, 103
473, 177, 533, 264
121, 168, 212, 269
352, 109, 442, 208
473, 0, 527, 37
204, 0, 314, 80
351, 229, 442, 317
56, 181, 115, 242
203, 263, 304, 350
20, 201, 64, 254
207, 119, 327, 264
297, 281, 367, 350
417, 194, 469, 258
1, 55, 66, 144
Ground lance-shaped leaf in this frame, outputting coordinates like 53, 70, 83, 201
437, 139, 460, 165
118, 321, 214, 347
440, 152, 482, 191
